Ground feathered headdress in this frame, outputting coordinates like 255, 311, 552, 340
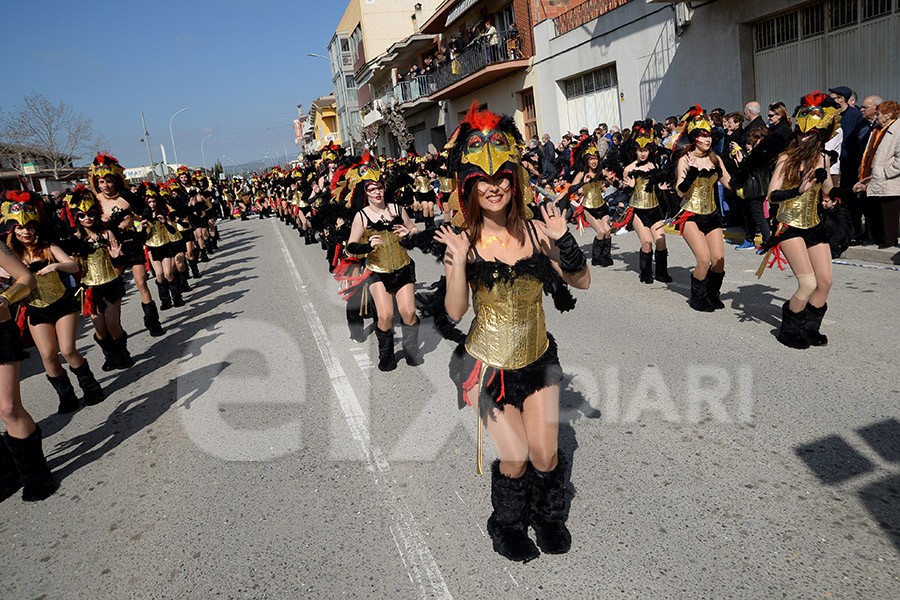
1, 190, 45, 232
63, 185, 99, 227
444, 101, 531, 227
793, 91, 841, 141
89, 153, 126, 195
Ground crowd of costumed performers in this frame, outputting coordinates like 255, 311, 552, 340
0, 153, 223, 504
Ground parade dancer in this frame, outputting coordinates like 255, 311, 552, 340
2, 192, 104, 413
90, 154, 165, 337
64, 187, 134, 371
345, 152, 423, 370
140, 184, 185, 310
764, 92, 839, 348
434, 103, 590, 562
559, 138, 613, 266
0, 243, 57, 503
620, 120, 672, 283
672, 105, 732, 311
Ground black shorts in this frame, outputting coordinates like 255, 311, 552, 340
148, 242, 179, 262
369, 262, 416, 294
633, 205, 665, 227
111, 239, 146, 269
0, 319, 25, 363
684, 211, 723, 234
585, 206, 608, 220
27, 290, 79, 326
765, 222, 830, 249
449, 334, 563, 421
83, 277, 125, 315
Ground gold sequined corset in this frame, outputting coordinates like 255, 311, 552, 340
144, 221, 171, 247
776, 182, 821, 229
630, 175, 659, 209
680, 171, 719, 215
438, 177, 455, 193
466, 267, 549, 370
414, 175, 432, 194
582, 180, 606, 210
26, 263, 66, 308
292, 191, 308, 208
80, 242, 119, 287
363, 226, 410, 274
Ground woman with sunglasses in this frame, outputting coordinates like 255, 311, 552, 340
2, 192, 104, 413
65, 186, 134, 371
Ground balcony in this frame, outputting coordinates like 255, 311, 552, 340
429, 30, 529, 101
394, 75, 436, 106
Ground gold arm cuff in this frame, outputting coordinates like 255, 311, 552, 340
569, 266, 589, 279
1, 282, 32, 305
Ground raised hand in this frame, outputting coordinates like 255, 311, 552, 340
540, 202, 569, 240
434, 225, 469, 259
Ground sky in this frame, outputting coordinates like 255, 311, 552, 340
0, 1, 342, 170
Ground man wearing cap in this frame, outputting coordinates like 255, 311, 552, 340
829, 86, 863, 184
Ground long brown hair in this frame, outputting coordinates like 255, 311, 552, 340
465, 176, 526, 251
5, 226, 53, 264
781, 134, 822, 187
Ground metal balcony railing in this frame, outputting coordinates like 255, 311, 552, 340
431, 29, 526, 94
393, 75, 437, 105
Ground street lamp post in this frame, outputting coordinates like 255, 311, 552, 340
201, 133, 214, 171
169, 107, 189, 166
274, 140, 288, 165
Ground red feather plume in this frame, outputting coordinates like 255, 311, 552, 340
8, 190, 30, 203
801, 91, 827, 107
686, 103, 705, 118
462, 100, 500, 132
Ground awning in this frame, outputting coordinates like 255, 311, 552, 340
446, 0, 479, 27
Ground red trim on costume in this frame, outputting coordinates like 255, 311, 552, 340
671, 211, 692, 235
611, 206, 633, 231
461, 360, 484, 407
82, 287, 96, 316
486, 368, 506, 404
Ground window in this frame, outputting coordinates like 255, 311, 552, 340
495, 2, 515, 32
862, 0, 892, 20
521, 89, 537, 141
562, 64, 617, 99
340, 39, 350, 53
345, 75, 356, 89
801, 3, 825, 37
830, 0, 858, 29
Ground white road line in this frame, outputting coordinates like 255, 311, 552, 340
274, 223, 452, 600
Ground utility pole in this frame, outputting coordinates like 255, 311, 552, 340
141, 112, 157, 182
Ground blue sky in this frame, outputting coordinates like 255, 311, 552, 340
0, 1, 340, 169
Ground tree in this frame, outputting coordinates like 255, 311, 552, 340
0, 92, 94, 181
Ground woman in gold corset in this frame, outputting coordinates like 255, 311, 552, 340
64, 186, 134, 372
435, 103, 590, 563
140, 184, 185, 311
764, 92, 839, 349
345, 153, 423, 371
673, 105, 732, 311
413, 161, 437, 228
2, 192, 104, 413
559, 137, 613, 266
0, 240, 57, 502
621, 120, 673, 284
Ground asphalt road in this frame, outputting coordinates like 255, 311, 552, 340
4, 216, 899, 599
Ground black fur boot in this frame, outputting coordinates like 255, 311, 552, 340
70, 361, 104, 406
47, 372, 79, 414
638, 250, 653, 284
157, 280, 173, 311
688, 275, 715, 312
189, 258, 202, 278
600, 238, 614, 266
142, 301, 166, 337
423, 215, 435, 229
804, 303, 828, 346
487, 461, 540, 563
706, 270, 725, 310
346, 294, 366, 343
590, 237, 603, 266
2, 426, 57, 502
94, 334, 118, 372
654, 249, 673, 283
304, 228, 316, 245
777, 301, 810, 349
0, 440, 22, 503
178, 269, 192, 293
113, 333, 135, 369
401, 319, 424, 366
199, 248, 210, 263
375, 327, 397, 372
169, 278, 185, 307
529, 456, 571, 554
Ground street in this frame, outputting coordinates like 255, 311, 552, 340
4, 217, 899, 600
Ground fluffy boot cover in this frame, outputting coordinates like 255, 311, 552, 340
401, 319, 424, 366
688, 275, 715, 312
487, 461, 540, 563
654, 249, 673, 283
113, 333, 135, 369
590, 238, 603, 266
169, 278, 185, 307
529, 456, 572, 554
346, 295, 366, 343
2, 426, 57, 502
189, 259, 202, 278
0, 439, 22, 503
71, 361, 105, 406
598, 238, 614, 267
47, 372, 79, 414
777, 301, 810, 349
804, 303, 828, 346
177, 269, 192, 292
142, 301, 166, 337
94, 334, 118, 372
375, 327, 397, 372
304, 228, 316, 245
157, 280, 173, 311
706, 270, 725, 310
199, 248, 210, 263
639, 250, 654, 284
